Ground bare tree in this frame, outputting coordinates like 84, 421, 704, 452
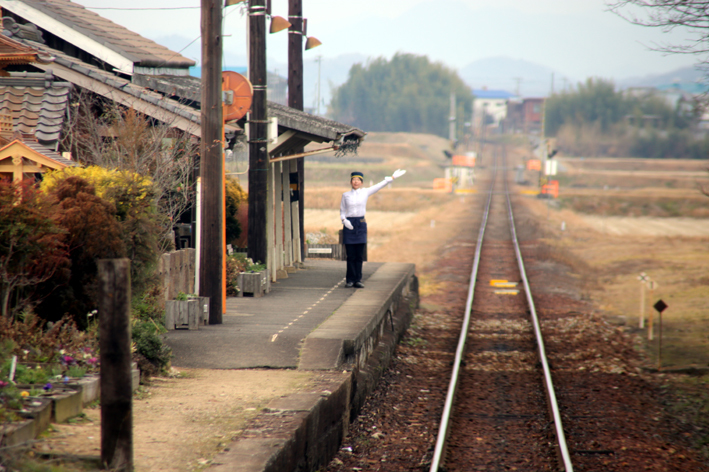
607, 1, 709, 61
61, 91, 197, 250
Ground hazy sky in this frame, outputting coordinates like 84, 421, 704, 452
77, 0, 699, 81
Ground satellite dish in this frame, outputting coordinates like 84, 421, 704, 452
222, 71, 253, 122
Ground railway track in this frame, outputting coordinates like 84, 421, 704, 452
325, 144, 709, 472
430, 146, 572, 472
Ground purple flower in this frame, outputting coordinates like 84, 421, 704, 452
87, 357, 98, 365
62, 355, 74, 365
43, 383, 52, 391
0, 380, 7, 388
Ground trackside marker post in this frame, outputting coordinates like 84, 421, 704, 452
638, 272, 649, 328
98, 259, 133, 471
654, 299, 668, 370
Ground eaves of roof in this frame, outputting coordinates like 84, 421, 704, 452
24, 40, 239, 138
136, 74, 365, 143
23, 138, 76, 166
0, 0, 195, 72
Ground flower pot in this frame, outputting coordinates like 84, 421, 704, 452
237, 270, 270, 297
17, 384, 83, 423
0, 419, 34, 447
19, 397, 53, 438
165, 296, 209, 330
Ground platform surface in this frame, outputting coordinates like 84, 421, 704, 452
166, 260, 383, 369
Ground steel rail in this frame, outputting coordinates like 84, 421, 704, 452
428, 161, 497, 472
504, 153, 574, 471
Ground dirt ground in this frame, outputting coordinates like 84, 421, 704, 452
35, 369, 316, 471
26, 135, 709, 469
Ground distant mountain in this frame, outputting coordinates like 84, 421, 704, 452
459, 56, 572, 98
617, 65, 707, 90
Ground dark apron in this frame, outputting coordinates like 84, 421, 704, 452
343, 216, 367, 244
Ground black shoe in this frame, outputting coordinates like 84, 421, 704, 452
354, 282, 365, 288
345, 282, 354, 288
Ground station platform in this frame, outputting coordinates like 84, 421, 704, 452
165, 259, 419, 472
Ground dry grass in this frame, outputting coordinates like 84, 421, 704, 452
521, 195, 709, 368
305, 133, 709, 369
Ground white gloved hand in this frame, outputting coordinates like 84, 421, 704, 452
392, 169, 406, 179
343, 218, 354, 230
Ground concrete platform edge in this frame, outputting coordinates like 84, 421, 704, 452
208, 263, 419, 472
298, 262, 417, 371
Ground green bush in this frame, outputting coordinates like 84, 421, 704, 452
132, 321, 171, 373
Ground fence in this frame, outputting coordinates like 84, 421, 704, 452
157, 248, 196, 303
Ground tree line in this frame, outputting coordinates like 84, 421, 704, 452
330, 53, 473, 139
545, 78, 708, 159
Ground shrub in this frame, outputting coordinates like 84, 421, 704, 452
0, 180, 69, 319
35, 176, 125, 328
226, 254, 266, 296
132, 321, 171, 376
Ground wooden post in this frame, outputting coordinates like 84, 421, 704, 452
639, 281, 645, 328
288, 0, 305, 260
200, 0, 224, 324
657, 308, 663, 370
648, 280, 656, 340
98, 259, 133, 471
248, 0, 269, 267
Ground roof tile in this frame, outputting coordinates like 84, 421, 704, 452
16, 0, 195, 69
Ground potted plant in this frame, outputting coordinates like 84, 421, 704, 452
165, 292, 209, 330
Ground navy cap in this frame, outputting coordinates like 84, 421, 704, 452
350, 171, 364, 180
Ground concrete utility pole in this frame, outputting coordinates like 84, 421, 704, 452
288, 0, 305, 259
247, 0, 269, 266
315, 55, 322, 114
199, 0, 224, 324
449, 92, 456, 144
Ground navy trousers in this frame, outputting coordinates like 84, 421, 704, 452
345, 243, 365, 284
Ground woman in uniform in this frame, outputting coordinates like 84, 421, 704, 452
340, 169, 406, 288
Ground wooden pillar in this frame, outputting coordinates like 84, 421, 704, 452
282, 162, 293, 266
288, 0, 305, 260
98, 259, 133, 471
247, 0, 269, 267
199, 0, 223, 324
274, 161, 283, 273
267, 161, 276, 282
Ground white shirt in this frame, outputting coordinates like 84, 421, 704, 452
340, 178, 392, 222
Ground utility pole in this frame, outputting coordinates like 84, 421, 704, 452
449, 92, 456, 144
199, 0, 223, 324
247, 0, 269, 266
288, 0, 305, 260
315, 55, 322, 115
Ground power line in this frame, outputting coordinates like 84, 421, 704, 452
85, 6, 200, 10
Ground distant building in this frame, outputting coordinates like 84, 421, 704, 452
472, 89, 517, 131
502, 98, 544, 134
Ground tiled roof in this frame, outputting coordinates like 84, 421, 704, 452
0, 71, 71, 143
4, 0, 195, 69
23, 138, 76, 166
23, 39, 238, 138
136, 73, 364, 142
